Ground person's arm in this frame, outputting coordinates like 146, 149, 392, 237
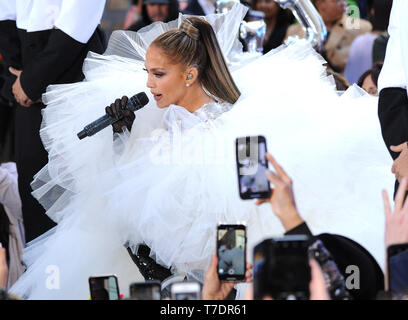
382, 177, 408, 291
256, 152, 305, 232
0, 1, 22, 102
0, 0, 18, 66
284, 222, 313, 237
389, 249, 408, 294
0, 20, 21, 69
383, 177, 408, 248
0, 245, 7, 288
378, 89, 408, 160
19, 0, 106, 101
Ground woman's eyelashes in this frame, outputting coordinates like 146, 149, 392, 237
143, 68, 164, 78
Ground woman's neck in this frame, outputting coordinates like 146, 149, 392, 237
179, 84, 214, 113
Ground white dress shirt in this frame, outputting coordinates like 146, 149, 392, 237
0, 0, 106, 44
378, 0, 408, 92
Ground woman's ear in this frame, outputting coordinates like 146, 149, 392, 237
185, 67, 198, 86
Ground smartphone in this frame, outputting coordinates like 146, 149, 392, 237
253, 235, 311, 300
387, 243, 408, 294
170, 281, 201, 300
89, 275, 120, 300
217, 224, 247, 281
236, 135, 271, 200
129, 281, 161, 300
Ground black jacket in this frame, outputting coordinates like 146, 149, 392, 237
378, 87, 408, 196
0, 20, 107, 102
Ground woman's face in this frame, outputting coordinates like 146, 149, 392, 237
145, 45, 187, 108
255, 0, 279, 20
362, 74, 378, 96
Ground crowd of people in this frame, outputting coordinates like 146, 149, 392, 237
0, 0, 407, 302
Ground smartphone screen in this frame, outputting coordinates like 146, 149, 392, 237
89, 275, 120, 300
236, 135, 271, 199
170, 281, 201, 300
253, 235, 310, 300
217, 224, 246, 281
387, 243, 408, 294
129, 281, 161, 300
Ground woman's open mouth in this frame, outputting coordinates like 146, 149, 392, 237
153, 94, 162, 101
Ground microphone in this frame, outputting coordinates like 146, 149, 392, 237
77, 92, 149, 140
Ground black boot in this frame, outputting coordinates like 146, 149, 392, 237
126, 244, 173, 282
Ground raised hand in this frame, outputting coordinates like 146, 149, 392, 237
202, 253, 252, 300
382, 177, 408, 248
256, 152, 304, 232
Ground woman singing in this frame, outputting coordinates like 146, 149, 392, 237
10, 4, 392, 299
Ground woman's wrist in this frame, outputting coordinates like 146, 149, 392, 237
279, 209, 304, 232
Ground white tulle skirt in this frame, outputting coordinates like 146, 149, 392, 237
9, 5, 393, 300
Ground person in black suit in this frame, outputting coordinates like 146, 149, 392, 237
0, 0, 107, 242
377, 0, 408, 197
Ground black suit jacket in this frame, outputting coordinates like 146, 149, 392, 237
0, 21, 106, 102
378, 87, 408, 196
18, 27, 107, 102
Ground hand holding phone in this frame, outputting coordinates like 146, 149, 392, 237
217, 224, 247, 281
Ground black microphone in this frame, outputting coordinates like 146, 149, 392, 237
77, 92, 149, 140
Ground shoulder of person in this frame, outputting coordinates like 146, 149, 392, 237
356, 18, 373, 33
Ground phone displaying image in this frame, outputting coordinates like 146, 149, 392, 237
253, 235, 310, 300
217, 224, 246, 281
236, 135, 271, 200
129, 281, 161, 300
387, 243, 408, 295
89, 275, 120, 300
170, 281, 201, 300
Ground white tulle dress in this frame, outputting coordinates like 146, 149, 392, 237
10, 4, 393, 299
